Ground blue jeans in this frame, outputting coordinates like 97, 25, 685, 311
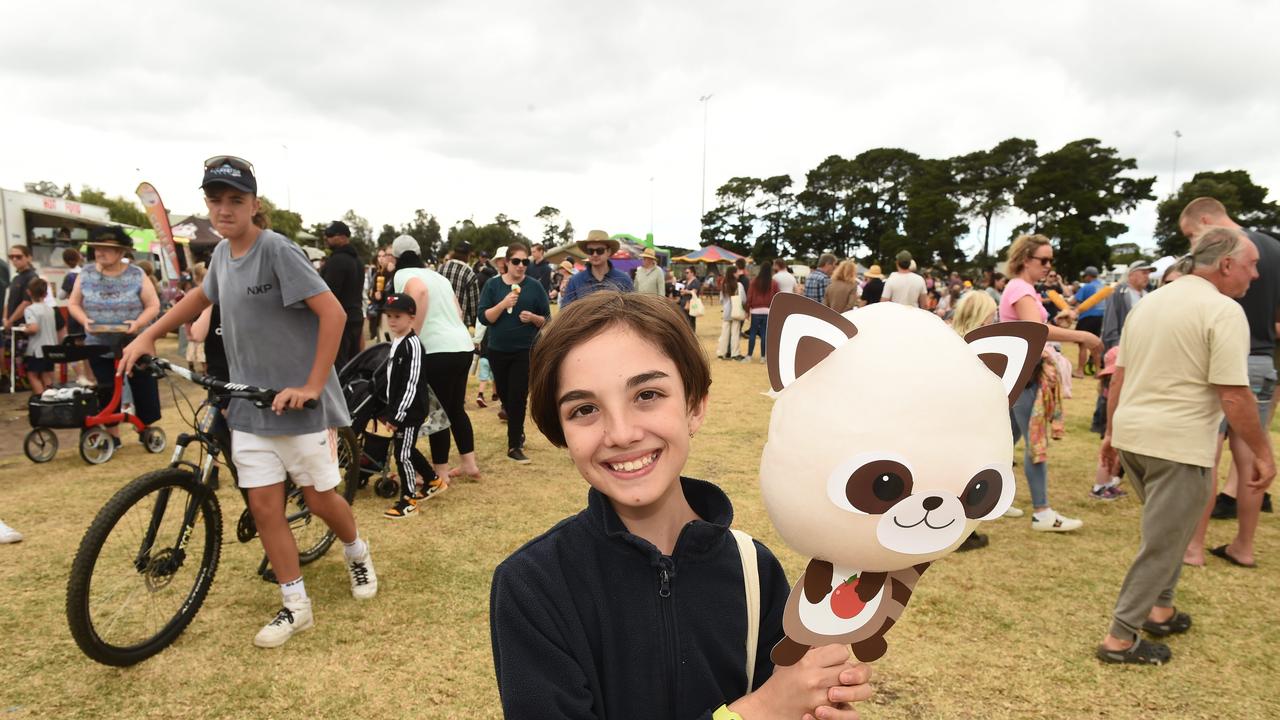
1010, 382, 1049, 508
746, 314, 768, 358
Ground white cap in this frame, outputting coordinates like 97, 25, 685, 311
390, 235, 419, 258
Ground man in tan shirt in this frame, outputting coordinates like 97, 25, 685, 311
633, 248, 665, 296
1097, 227, 1275, 666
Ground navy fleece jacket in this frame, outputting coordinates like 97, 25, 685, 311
490, 478, 790, 719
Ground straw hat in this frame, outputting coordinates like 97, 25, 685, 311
576, 229, 619, 254
864, 264, 885, 280
640, 247, 657, 261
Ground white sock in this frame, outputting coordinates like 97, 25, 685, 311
280, 576, 307, 603
1033, 508, 1055, 523
343, 535, 367, 562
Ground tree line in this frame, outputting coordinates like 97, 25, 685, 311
698, 138, 1279, 277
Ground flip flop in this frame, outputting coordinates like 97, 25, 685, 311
1209, 544, 1257, 569
1096, 638, 1172, 666
1142, 609, 1192, 637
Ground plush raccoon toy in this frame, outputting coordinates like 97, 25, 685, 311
760, 295, 1046, 665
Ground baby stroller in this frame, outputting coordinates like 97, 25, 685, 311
339, 343, 397, 497
339, 343, 450, 499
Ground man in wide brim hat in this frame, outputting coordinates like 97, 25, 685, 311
560, 229, 633, 307
575, 229, 619, 255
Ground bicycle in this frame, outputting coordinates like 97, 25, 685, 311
66, 356, 360, 666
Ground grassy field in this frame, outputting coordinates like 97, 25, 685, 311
1, 327, 1277, 720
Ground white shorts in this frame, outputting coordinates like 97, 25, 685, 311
232, 428, 342, 492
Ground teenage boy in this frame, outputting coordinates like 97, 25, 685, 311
121, 155, 378, 648
378, 292, 443, 518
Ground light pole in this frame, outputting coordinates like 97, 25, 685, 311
699, 94, 713, 221
649, 176, 655, 237
1170, 130, 1182, 196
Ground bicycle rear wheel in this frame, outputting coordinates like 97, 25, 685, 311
67, 468, 222, 666
293, 427, 360, 565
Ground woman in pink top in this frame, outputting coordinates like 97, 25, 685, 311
1000, 234, 1102, 533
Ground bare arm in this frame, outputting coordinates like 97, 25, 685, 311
129, 274, 162, 333
189, 305, 214, 342
1014, 295, 1100, 350
68, 274, 90, 327
119, 287, 213, 376
1218, 384, 1276, 490
404, 277, 429, 335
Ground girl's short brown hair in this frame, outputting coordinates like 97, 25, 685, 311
529, 291, 712, 447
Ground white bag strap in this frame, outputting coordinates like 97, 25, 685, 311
730, 528, 760, 691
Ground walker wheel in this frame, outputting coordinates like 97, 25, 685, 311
374, 476, 399, 498
79, 427, 115, 465
140, 427, 167, 453
24, 428, 58, 463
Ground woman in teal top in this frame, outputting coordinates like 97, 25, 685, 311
390, 235, 481, 482
477, 242, 551, 464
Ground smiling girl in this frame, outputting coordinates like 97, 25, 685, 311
489, 291, 872, 720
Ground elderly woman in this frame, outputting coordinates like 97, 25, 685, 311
999, 234, 1102, 533
68, 226, 162, 444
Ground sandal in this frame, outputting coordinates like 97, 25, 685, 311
1209, 544, 1257, 569
1142, 609, 1192, 637
1096, 638, 1172, 666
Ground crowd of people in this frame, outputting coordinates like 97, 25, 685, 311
0, 153, 1275, 716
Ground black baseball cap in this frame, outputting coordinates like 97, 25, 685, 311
382, 293, 417, 315
324, 221, 351, 238
454, 240, 473, 253
200, 156, 257, 194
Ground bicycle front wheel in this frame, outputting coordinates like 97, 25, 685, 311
293, 427, 360, 564
67, 468, 222, 666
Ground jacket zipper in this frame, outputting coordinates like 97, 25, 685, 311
657, 556, 678, 718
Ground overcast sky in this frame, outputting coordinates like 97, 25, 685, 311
2, 1, 1277, 257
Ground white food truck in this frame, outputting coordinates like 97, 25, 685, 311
1, 187, 115, 291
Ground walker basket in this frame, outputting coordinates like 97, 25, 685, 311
29, 393, 100, 429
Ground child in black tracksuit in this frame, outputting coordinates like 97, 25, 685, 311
378, 293, 441, 519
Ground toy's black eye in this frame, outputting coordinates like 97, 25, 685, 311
962, 469, 1003, 519
845, 460, 914, 515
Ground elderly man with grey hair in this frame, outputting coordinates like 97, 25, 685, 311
1096, 227, 1275, 666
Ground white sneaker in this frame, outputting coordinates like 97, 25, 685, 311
1031, 510, 1083, 532
0, 520, 22, 544
75, 376, 96, 388
253, 595, 313, 648
346, 544, 378, 600
1003, 506, 1025, 518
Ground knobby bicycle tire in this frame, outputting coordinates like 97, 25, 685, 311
66, 468, 222, 666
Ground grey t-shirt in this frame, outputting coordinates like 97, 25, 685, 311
203, 230, 351, 435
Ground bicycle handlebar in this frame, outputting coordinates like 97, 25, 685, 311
144, 356, 318, 410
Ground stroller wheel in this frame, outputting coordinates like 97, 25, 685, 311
374, 476, 399, 498
141, 427, 167, 454
79, 427, 115, 465
24, 427, 58, 463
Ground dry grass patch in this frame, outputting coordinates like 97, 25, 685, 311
1, 329, 1277, 719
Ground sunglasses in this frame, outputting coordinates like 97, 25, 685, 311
507, 257, 529, 266
1029, 256, 1054, 266
204, 155, 255, 173
584, 246, 609, 256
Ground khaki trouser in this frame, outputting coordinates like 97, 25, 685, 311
1109, 450, 1215, 641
